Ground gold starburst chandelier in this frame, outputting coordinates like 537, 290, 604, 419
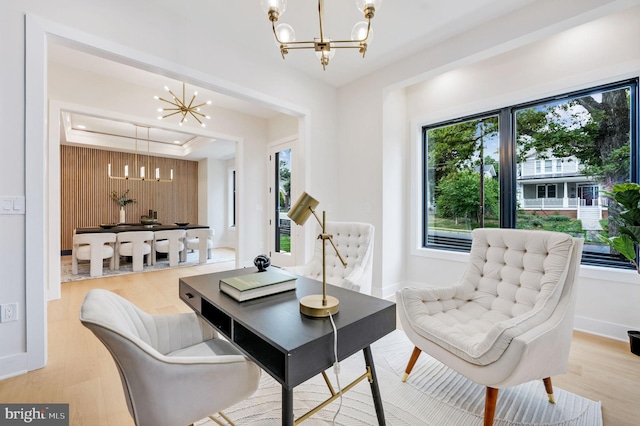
262, 0, 381, 70
155, 82, 211, 127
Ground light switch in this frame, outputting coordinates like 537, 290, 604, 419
0, 196, 25, 215
13, 197, 25, 212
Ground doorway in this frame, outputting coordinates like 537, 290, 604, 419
268, 139, 296, 267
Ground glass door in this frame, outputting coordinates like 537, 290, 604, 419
268, 141, 296, 267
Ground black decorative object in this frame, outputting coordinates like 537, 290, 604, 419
629, 331, 640, 356
254, 254, 271, 272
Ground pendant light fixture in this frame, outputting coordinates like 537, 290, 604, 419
262, 0, 381, 70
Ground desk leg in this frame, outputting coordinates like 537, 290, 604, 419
363, 345, 386, 426
282, 386, 294, 426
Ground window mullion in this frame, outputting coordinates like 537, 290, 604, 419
499, 107, 516, 229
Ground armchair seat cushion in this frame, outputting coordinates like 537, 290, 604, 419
154, 239, 185, 253
399, 229, 575, 366
76, 244, 114, 260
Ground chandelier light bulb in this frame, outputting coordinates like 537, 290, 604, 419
153, 95, 159, 100
206, 101, 212, 105
275, 23, 296, 44
351, 21, 373, 43
261, 0, 287, 16
164, 86, 170, 91
355, 0, 381, 14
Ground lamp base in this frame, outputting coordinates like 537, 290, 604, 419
299, 294, 339, 318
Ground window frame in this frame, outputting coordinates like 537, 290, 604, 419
421, 78, 639, 268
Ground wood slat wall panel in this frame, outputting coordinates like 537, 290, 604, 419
61, 145, 198, 252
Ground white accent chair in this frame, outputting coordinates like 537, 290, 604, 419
79, 289, 260, 426
71, 232, 116, 277
115, 231, 153, 272
285, 222, 375, 294
186, 228, 215, 264
152, 229, 185, 267
397, 228, 583, 425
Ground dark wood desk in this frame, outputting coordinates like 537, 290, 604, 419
179, 268, 396, 425
75, 223, 209, 233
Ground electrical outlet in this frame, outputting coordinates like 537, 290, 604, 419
0, 303, 18, 322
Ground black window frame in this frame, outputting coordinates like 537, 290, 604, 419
421, 78, 639, 268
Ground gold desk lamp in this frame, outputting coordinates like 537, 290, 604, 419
288, 192, 347, 318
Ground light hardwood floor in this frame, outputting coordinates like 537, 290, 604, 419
1, 263, 639, 425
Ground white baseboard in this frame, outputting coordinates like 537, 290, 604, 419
573, 315, 634, 342
0, 353, 27, 381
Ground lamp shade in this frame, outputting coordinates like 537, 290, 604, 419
288, 192, 320, 225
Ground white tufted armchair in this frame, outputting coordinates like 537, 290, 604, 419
79, 289, 261, 426
285, 221, 375, 294
397, 228, 583, 426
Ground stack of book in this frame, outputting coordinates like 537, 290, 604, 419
219, 269, 297, 302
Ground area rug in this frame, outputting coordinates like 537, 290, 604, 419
61, 248, 235, 282
200, 330, 602, 426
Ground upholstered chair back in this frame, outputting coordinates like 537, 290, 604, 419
292, 222, 375, 294
79, 289, 260, 426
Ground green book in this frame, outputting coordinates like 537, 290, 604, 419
219, 269, 297, 302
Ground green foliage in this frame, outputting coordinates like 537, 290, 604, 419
599, 182, 640, 271
427, 117, 498, 190
546, 215, 571, 222
435, 170, 499, 223
516, 89, 631, 186
110, 189, 135, 207
516, 213, 583, 235
278, 159, 291, 209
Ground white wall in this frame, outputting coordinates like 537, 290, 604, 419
0, 0, 339, 379
338, 3, 640, 341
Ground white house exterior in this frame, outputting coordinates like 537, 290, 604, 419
517, 154, 606, 230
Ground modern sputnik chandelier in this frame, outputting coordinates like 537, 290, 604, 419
155, 82, 211, 127
262, 0, 381, 70
108, 126, 174, 183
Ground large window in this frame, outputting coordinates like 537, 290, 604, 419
422, 79, 638, 268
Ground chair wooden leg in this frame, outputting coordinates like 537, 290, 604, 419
484, 387, 498, 426
543, 377, 555, 403
402, 346, 422, 382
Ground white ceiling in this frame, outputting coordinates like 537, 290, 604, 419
50, 0, 545, 160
